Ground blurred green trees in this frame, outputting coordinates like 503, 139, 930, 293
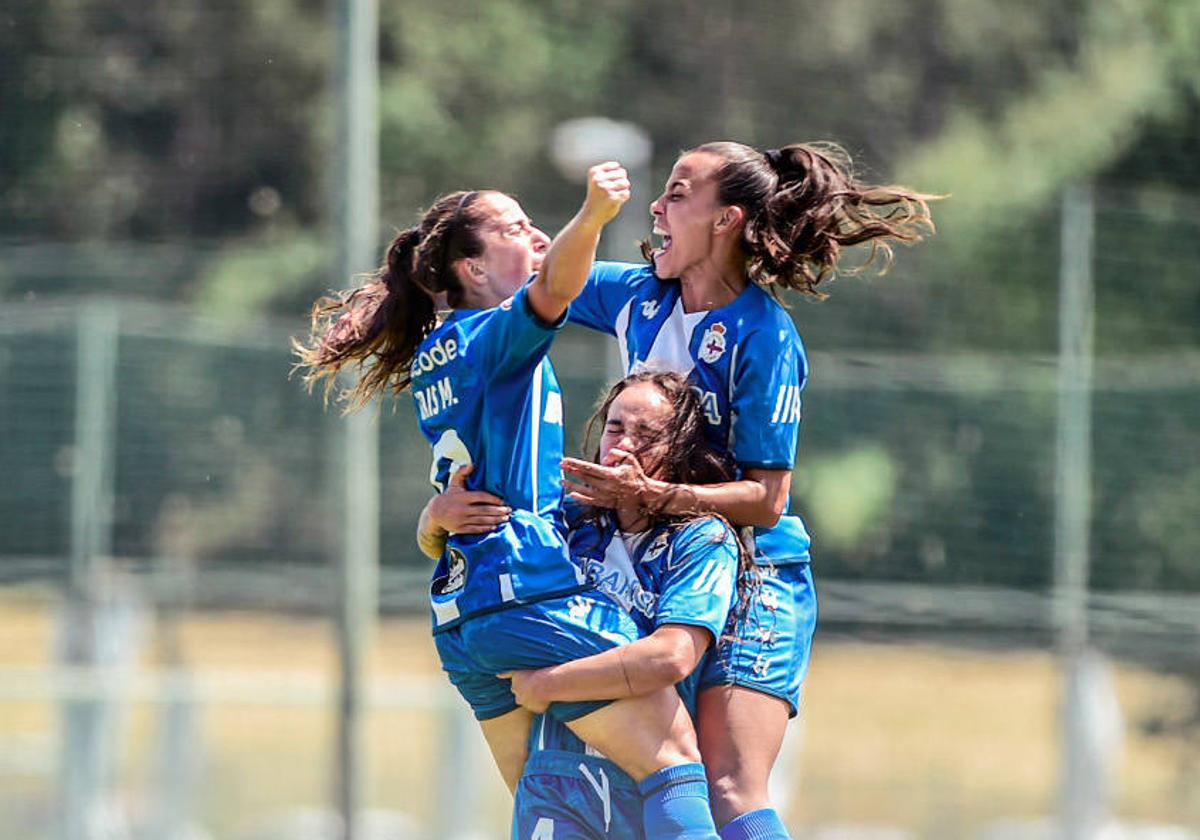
1, 0, 1197, 593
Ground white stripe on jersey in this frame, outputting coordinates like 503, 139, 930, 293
431, 598, 460, 625
530, 359, 543, 506
770, 384, 802, 424
634, 299, 703, 375
692, 559, 721, 592
771, 385, 788, 424
614, 299, 634, 372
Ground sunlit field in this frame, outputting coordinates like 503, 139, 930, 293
1, 596, 1195, 839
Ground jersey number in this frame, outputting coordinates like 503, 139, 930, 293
691, 387, 722, 425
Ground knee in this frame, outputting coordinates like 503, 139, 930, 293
705, 770, 768, 827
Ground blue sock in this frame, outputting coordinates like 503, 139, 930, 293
638, 762, 720, 840
718, 807, 791, 840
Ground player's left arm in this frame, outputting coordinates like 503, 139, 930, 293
504, 520, 738, 712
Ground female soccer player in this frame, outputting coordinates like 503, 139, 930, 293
557, 142, 936, 839
295, 166, 721, 840
422, 371, 752, 840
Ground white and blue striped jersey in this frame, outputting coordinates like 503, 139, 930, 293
414, 284, 587, 632
570, 262, 811, 565
528, 504, 739, 756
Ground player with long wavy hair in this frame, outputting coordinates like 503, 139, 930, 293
295, 166, 722, 839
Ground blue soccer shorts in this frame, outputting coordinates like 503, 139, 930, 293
435, 592, 639, 722
698, 562, 817, 716
512, 749, 644, 840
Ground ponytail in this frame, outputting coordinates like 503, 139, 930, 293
754, 143, 936, 298
293, 227, 435, 409
293, 188, 492, 410
689, 141, 938, 299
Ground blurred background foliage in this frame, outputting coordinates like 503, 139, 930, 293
2, 4, 1199, 836
1, 0, 1198, 595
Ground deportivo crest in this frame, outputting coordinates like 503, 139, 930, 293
434, 547, 466, 595
640, 299, 660, 319
698, 322, 727, 363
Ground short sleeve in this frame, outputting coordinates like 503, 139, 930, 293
652, 519, 739, 641
468, 282, 567, 378
568, 261, 649, 335
728, 322, 807, 470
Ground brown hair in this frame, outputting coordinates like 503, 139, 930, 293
292, 190, 494, 409
645, 141, 937, 299
581, 370, 759, 609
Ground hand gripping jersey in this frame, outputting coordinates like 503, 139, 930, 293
570, 262, 811, 565
413, 284, 588, 631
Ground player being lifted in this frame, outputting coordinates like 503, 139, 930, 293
295, 165, 722, 839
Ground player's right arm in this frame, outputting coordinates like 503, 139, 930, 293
415, 466, 511, 559
505, 623, 713, 712
526, 162, 630, 324
505, 519, 739, 711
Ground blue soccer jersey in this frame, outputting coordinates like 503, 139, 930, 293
570, 262, 811, 565
413, 284, 588, 631
527, 506, 740, 756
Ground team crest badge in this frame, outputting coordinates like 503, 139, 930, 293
434, 547, 467, 595
699, 322, 728, 363
641, 299, 660, 319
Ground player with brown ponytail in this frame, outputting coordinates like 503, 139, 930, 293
561, 140, 938, 839
296, 166, 726, 839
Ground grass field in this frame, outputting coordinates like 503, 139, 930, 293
1, 596, 1197, 839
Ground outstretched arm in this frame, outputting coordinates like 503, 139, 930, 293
504, 624, 712, 713
526, 162, 630, 324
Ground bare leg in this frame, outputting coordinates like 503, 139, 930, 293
565, 687, 701, 782
696, 685, 790, 827
479, 706, 535, 794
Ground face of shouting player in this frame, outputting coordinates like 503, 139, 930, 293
647, 151, 730, 281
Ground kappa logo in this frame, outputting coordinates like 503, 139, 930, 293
567, 595, 593, 620
698, 322, 728, 363
755, 625, 779, 646
644, 531, 670, 563
752, 654, 771, 678
640, 299, 660, 319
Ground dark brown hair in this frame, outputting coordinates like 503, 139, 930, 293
581, 370, 759, 607
645, 141, 937, 299
292, 190, 495, 409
